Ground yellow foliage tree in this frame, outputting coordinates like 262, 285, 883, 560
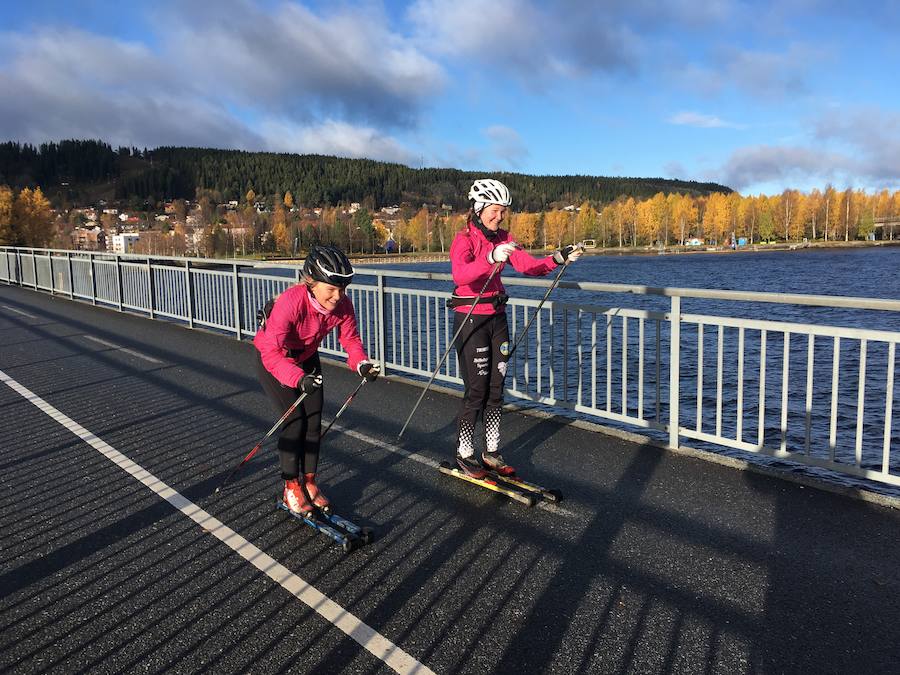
270, 200, 290, 254
575, 201, 598, 243
509, 212, 539, 247
544, 209, 571, 248
14, 187, 54, 247
373, 219, 390, 251
407, 207, 429, 251
0, 186, 14, 245
636, 199, 657, 245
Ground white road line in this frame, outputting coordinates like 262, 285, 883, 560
335, 425, 578, 517
3, 304, 38, 319
83, 335, 164, 364
0, 368, 434, 675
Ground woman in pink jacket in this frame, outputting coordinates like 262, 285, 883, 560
450, 179, 582, 478
254, 245, 380, 515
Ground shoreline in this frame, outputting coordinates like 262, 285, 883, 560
592, 238, 900, 257
264, 238, 900, 266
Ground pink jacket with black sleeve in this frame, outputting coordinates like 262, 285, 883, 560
253, 284, 368, 388
449, 222, 558, 316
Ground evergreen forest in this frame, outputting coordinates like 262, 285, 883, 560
0, 139, 731, 210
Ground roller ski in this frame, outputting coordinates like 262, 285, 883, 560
438, 453, 562, 507
276, 479, 373, 553
481, 452, 564, 503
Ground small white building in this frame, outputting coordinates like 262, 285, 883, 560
111, 232, 140, 253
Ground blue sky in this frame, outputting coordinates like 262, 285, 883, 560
1, 0, 898, 196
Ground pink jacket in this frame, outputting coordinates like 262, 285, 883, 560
253, 284, 368, 387
450, 222, 558, 315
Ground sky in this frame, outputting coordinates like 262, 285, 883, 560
1, 0, 899, 196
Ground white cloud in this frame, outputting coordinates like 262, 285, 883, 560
258, 119, 416, 165
715, 106, 900, 192
717, 145, 847, 191
0, 2, 445, 155
166, 0, 444, 127
668, 111, 744, 129
814, 107, 900, 185
408, 0, 639, 86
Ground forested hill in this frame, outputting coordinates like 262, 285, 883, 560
0, 139, 732, 210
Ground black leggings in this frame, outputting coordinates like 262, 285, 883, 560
453, 311, 509, 455
255, 352, 323, 479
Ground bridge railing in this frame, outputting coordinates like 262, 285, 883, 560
3, 246, 899, 488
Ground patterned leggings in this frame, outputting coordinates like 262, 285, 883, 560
453, 311, 510, 457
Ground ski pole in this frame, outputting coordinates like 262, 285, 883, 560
506, 243, 583, 361
397, 262, 503, 439
320, 376, 367, 442
215, 390, 309, 493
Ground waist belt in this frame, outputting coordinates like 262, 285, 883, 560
446, 293, 509, 309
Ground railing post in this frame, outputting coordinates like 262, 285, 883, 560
232, 262, 242, 339
376, 272, 387, 371
115, 254, 123, 311
67, 251, 74, 299
146, 256, 155, 319
89, 252, 97, 305
668, 295, 681, 449
185, 260, 195, 328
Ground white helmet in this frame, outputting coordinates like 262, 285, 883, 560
468, 178, 511, 213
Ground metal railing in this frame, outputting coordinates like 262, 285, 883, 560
3, 246, 899, 487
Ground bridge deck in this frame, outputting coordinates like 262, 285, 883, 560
2, 284, 899, 674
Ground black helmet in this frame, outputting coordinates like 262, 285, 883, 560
303, 245, 354, 286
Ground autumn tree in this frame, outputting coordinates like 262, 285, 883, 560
544, 209, 571, 248
509, 212, 539, 248
407, 207, 429, 251
598, 203, 616, 247
759, 195, 775, 241
636, 198, 657, 245
575, 201, 598, 244
0, 186, 14, 244
270, 196, 290, 254
14, 187, 54, 247
823, 185, 840, 242
372, 219, 390, 252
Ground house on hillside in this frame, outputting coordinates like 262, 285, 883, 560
111, 232, 139, 253
71, 227, 105, 251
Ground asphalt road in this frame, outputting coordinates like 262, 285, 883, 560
2, 284, 900, 674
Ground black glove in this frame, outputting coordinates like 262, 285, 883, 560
299, 372, 323, 394
553, 245, 576, 264
357, 360, 381, 382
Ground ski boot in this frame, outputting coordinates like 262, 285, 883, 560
283, 478, 313, 515
482, 451, 516, 477
304, 473, 330, 510
456, 453, 488, 479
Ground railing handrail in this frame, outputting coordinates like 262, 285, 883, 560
5, 246, 900, 313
